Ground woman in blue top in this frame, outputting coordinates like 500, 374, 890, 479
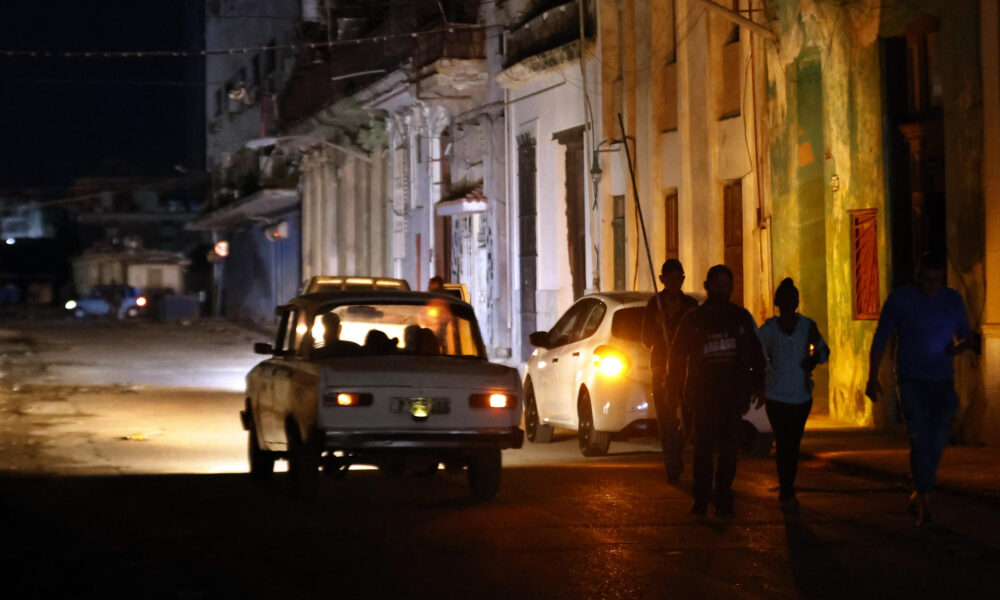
757, 278, 830, 513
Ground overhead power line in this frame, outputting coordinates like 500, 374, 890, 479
0, 24, 493, 60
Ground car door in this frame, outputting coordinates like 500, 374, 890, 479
256, 308, 299, 443
533, 300, 591, 426
269, 309, 311, 446
554, 299, 607, 425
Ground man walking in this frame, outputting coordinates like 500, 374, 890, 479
866, 251, 972, 526
642, 259, 698, 481
668, 265, 766, 520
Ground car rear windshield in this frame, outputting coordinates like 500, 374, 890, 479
312, 300, 486, 359
611, 307, 645, 342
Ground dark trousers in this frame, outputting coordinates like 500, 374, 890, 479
765, 399, 812, 498
653, 373, 685, 479
899, 379, 958, 494
692, 398, 741, 510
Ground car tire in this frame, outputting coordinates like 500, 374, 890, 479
577, 390, 611, 457
467, 448, 502, 501
248, 425, 275, 482
286, 420, 320, 498
524, 380, 554, 444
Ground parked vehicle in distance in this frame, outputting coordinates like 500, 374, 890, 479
242, 286, 523, 500
523, 291, 773, 457
64, 284, 147, 319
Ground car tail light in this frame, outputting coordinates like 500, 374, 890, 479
469, 393, 516, 409
135, 296, 147, 307
323, 392, 373, 407
593, 345, 629, 378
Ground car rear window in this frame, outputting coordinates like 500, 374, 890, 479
311, 299, 486, 359
611, 307, 645, 342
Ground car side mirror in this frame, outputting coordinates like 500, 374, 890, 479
254, 342, 274, 355
528, 331, 550, 348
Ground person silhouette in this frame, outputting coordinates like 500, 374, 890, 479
757, 278, 830, 514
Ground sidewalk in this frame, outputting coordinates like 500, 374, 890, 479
801, 414, 1000, 507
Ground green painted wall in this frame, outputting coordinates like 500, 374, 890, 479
766, 0, 987, 438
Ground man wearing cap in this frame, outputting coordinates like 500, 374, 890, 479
642, 258, 699, 481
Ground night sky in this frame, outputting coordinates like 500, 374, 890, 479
0, 1, 204, 190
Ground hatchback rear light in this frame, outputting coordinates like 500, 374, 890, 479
593, 345, 629, 378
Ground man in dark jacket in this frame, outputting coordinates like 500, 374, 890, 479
667, 265, 766, 520
642, 259, 699, 481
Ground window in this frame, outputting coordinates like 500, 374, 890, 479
612, 195, 626, 290
850, 209, 880, 320
576, 302, 608, 341
265, 39, 277, 74
611, 307, 645, 342
275, 309, 300, 354
547, 301, 592, 347
723, 181, 744, 306
664, 191, 679, 259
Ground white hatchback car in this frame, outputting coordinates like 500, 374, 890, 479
242, 289, 523, 500
523, 292, 773, 457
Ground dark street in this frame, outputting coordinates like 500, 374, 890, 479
2, 315, 999, 599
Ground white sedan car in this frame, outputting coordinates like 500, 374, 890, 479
523, 292, 773, 457
242, 288, 523, 500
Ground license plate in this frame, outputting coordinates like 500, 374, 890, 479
390, 397, 450, 417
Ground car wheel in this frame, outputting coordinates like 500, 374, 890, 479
467, 448, 502, 501
286, 420, 320, 498
577, 389, 611, 457
248, 425, 275, 482
524, 379, 554, 444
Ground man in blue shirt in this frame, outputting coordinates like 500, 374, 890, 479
866, 252, 972, 526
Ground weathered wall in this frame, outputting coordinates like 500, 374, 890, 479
769, 0, 888, 425
768, 0, 990, 439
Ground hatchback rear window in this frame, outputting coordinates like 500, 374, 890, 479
611, 307, 645, 342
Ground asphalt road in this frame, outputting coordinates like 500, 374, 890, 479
1, 315, 999, 599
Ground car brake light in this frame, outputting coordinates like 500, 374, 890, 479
593, 345, 629, 378
135, 296, 147, 307
469, 393, 516, 409
323, 392, 373, 407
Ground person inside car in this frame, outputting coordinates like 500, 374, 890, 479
313, 312, 362, 358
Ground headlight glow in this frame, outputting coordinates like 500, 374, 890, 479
135, 296, 147, 307
65, 300, 77, 310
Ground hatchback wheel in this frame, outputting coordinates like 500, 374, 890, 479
524, 380, 554, 444
578, 390, 610, 457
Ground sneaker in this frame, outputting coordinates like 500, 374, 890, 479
910, 493, 932, 527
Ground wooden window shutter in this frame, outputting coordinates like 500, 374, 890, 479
850, 209, 880, 319
664, 191, 678, 259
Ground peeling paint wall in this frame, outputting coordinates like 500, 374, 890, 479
768, 0, 992, 441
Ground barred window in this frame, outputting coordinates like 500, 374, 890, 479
850, 209, 880, 319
